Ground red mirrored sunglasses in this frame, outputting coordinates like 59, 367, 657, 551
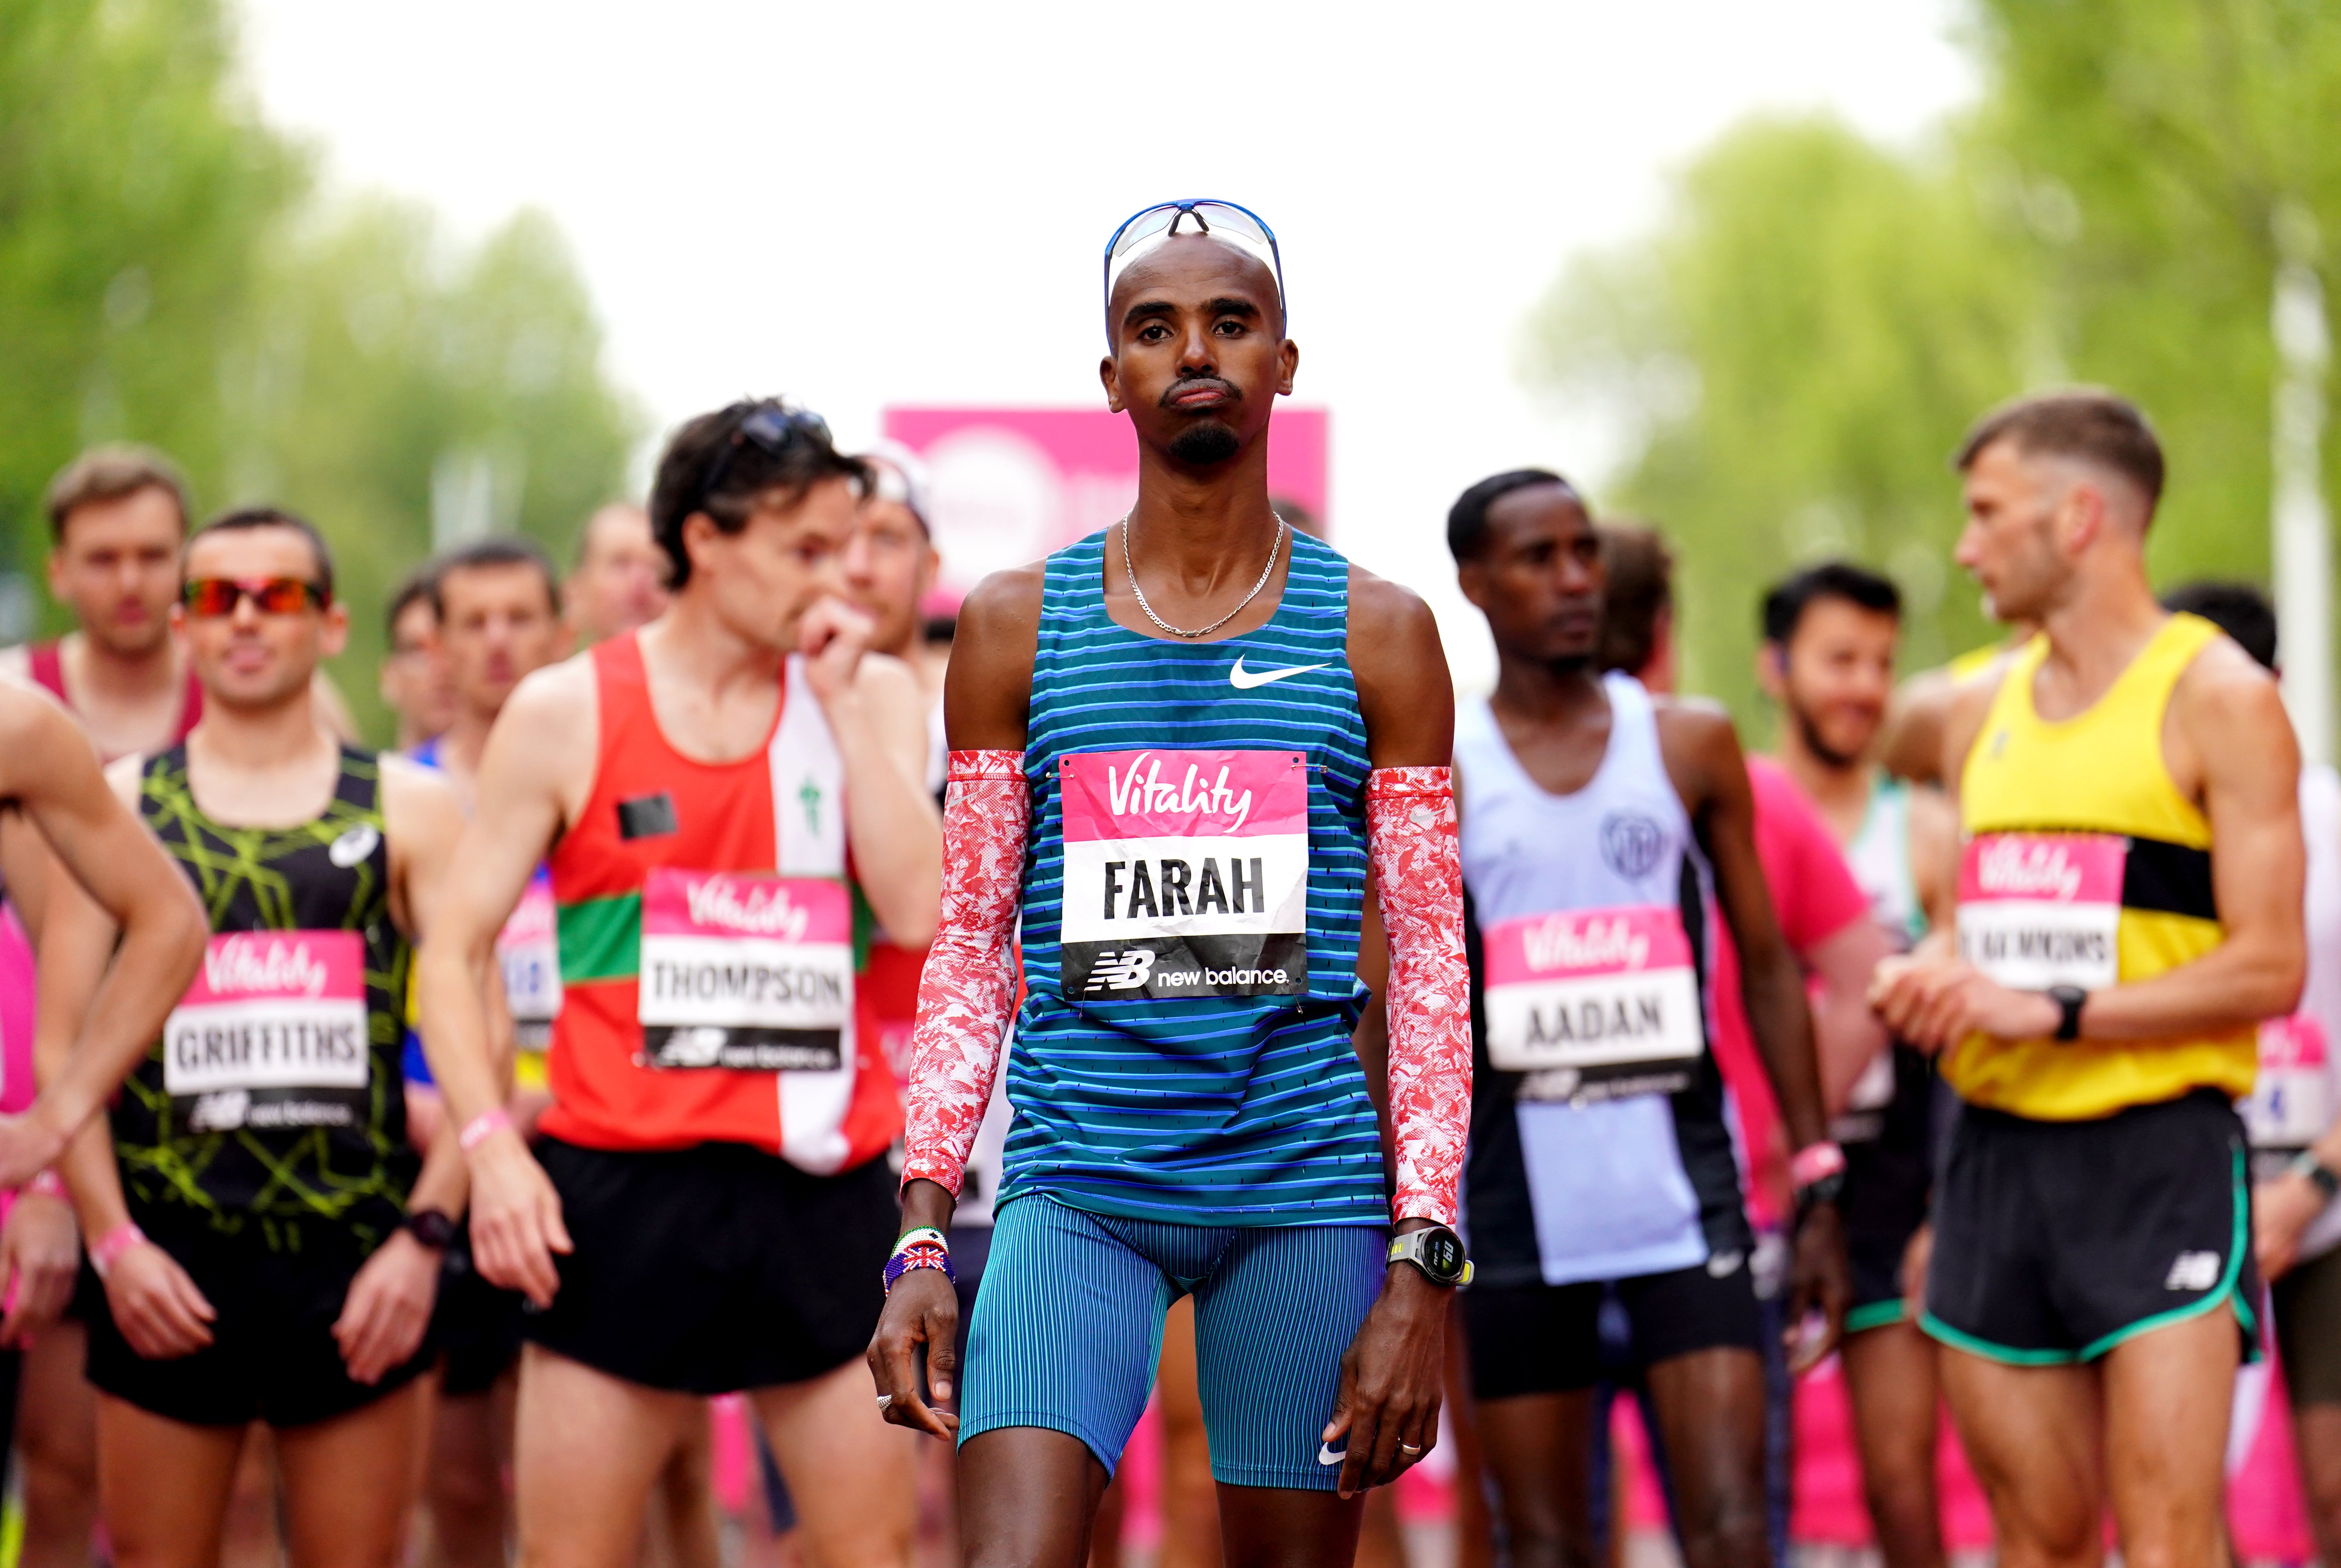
181, 577, 330, 617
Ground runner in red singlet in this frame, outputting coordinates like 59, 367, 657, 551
417, 401, 940, 1568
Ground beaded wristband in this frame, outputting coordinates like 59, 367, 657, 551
882, 1239, 956, 1294
90, 1222, 147, 1280
458, 1106, 514, 1153
894, 1226, 948, 1253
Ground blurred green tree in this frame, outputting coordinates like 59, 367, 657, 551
1530, 2, 2341, 735
1527, 117, 2046, 719
0, 0, 299, 564
0, 0, 638, 741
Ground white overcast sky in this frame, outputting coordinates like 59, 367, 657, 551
235, 0, 1976, 689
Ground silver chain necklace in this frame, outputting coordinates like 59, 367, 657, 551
1118, 513, 1287, 641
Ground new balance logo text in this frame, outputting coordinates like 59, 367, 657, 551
1085, 949, 1157, 993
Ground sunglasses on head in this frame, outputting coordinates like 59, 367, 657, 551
182, 577, 330, 617
1101, 199, 1285, 344
699, 402, 834, 511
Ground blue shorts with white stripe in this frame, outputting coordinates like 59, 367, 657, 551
960, 1194, 1385, 1491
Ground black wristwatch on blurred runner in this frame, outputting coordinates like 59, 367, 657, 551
1388, 1225, 1473, 1287
2047, 984, 2089, 1043
2291, 1151, 2341, 1206
403, 1208, 457, 1251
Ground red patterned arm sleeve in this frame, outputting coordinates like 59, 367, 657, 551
900, 750, 1029, 1198
1366, 766, 1471, 1227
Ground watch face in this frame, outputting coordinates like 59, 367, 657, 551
1423, 1230, 1462, 1279
407, 1209, 457, 1250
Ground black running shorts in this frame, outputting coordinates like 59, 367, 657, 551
84, 1216, 435, 1428
1923, 1088, 2260, 1365
1463, 1254, 1764, 1400
2274, 1241, 2341, 1409
432, 1227, 525, 1398
1838, 1045, 1942, 1334
525, 1138, 895, 1395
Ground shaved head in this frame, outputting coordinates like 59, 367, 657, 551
1107, 234, 1286, 345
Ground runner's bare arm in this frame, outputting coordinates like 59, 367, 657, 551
31, 763, 216, 1357
1879, 667, 1957, 786
1907, 784, 1959, 934
0, 716, 206, 1181
1349, 570, 1455, 771
1872, 677, 1996, 1035
823, 645, 942, 949
382, 756, 478, 1221
415, 658, 594, 1306
1661, 702, 1850, 1367
940, 564, 1046, 753
0, 817, 95, 1341
1660, 705, 1832, 1149
337, 760, 464, 1385
1806, 918, 1897, 1115
2085, 639, 2303, 1037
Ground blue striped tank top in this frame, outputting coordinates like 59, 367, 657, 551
1003, 527, 1386, 1226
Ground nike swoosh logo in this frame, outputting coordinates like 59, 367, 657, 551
1229, 657, 1331, 690
1317, 1442, 1346, 1466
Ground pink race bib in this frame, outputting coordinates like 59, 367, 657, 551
1482, 906, 1704, 1103
165, 931, 369, 1133
1057, 750, 1309, 1000
637, 870, 852, 1071
1955, 832, 2125, 991
2244, 1012, 2333, 1150
497, 872, 561, 1048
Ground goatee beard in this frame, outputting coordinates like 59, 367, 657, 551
1792, 705, 1862, 771
1168, 421, 1241, 466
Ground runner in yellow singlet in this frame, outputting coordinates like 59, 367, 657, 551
1872, 389, 2305, 1567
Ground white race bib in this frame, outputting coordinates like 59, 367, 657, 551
2243, 1013, 2335, 1151
638, 869, 854, 1071
1956, 832, 2125, 992
164, 930, 370, 1133
1484, 905, 1703, 1104
497, 871, 561, 1051
1057, 750, 1309, 999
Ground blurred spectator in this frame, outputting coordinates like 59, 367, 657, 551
565, 503, 667, 646
380, 565, 457, 753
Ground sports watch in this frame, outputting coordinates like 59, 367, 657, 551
2291, 1151, 2341, 1206
1388, 1226, 1473, 1287
2047, 985, 2088, 1043
403, 1208, 458, 1251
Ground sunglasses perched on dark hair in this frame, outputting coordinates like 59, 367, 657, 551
182, 577, 331, 617
1101, 199, 1285, 344
700, 403, 834, 508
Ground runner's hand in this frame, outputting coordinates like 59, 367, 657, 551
1870, 955, 2057, 1053
0, 1193, 79, 1345
0, 1112, 68, 1193
104, 1241, 216, 1359
799, 596, 879, 707
866, 1266, 959, 1440
1786, 1201, 1851, 1375
465, 1131, 571, 1307
334, 1230, 441, 1385
1899, 1222, 1934, 1322
1324, 1258, 1447, 1499
2256, 1174, 2325, 1282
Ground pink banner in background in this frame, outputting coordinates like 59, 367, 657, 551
882, 407, 1330, 612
